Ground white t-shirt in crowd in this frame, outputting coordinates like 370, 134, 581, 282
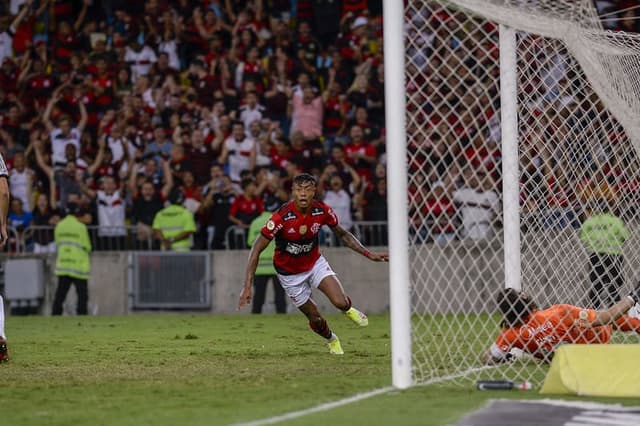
0, 30, 13, 64
158, 39, 180, 70
50, 127, 82, 166
453, 187, 500, 240
106, 136, 125, 164
96, 190, 126, 237
324, 189, 353, 231
239, 104, 265, 129
9, 168, 33, 211
124, 45, 158, 81
224, 137, 255, 182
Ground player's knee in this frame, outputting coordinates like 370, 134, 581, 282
333, 295, 351, 311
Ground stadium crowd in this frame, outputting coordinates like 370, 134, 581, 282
0, 0, 389, 252
405, 0, 640, 243
0, 0, 637, 252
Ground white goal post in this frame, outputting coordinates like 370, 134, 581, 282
386, 0, 640, 387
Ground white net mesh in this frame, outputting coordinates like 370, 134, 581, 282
405, 0, 640, 386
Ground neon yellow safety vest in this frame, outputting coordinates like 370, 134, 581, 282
152, 204, 196, 252
580, 213, 630, 256
54, 215, 92, 279
247, 211, 276, 275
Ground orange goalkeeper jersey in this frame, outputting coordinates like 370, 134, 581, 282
490, 304, 612, 360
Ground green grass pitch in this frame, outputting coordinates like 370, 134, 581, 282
3, 314, 639, 425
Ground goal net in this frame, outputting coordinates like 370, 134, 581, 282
402, 0, 640, 386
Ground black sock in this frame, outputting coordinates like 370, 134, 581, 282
309, 318, 333, 339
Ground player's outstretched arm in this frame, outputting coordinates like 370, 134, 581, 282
591, 294, 637, 327
238, 234, 271, 310
331, 224, 389, 262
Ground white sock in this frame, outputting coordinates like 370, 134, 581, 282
0, 294, 5, 339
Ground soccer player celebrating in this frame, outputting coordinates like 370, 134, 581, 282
238, 173, 388, 354
484, 287, 640, 364
0, 153, 10, 362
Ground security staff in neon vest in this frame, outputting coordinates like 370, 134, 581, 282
247, 208, 286, 314
152, 188, 196, 251
52, 202, 92, 315
581, 203, 630, 309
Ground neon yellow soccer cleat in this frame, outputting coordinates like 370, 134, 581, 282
344, 307, 369, 327
327, 335, 344, 355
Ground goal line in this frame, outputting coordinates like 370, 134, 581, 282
233, 365, 497, 426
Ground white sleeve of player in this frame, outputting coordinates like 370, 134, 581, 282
0, 154, 8, 177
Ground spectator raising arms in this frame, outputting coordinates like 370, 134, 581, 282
0, 1, 395, 252
42, 87, 87, 170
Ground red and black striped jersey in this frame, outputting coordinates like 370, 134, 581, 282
261, 200, 338, 275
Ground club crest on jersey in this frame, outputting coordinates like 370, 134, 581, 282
311, 207, 324, 216
283, 211, 297, 221
266, 220, 275, 231
299, 225, 307, 234
311, 223, 321, 234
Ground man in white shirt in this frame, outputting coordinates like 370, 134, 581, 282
218, 121, 256, 183
453, 168, 500, 240
323, 174, 354, 247
43, 92, 88, 169
8, 151, 33, 212
124, 38, 158, 82
239, 91, 265, 129
93, 175, 127, 250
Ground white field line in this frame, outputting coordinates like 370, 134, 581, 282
232, 365, 497, 426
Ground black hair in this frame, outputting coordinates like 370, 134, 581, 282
293, 173, 317, 186
497, 287, 537, 328
65, 202, 80, 216
240, 177, 255, 190
168, 187, 185, 205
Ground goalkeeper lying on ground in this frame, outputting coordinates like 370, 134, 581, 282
483, 287, 640, 364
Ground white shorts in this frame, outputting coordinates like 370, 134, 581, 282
277, 255, 336, 307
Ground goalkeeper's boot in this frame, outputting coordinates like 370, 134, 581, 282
0, 337, 8, 363
344, 307, 369, 327
327, 334, 344, 355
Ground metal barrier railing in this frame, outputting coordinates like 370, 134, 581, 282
223, 221, 390, 250
13, 225, 155, 253
7, 221, 392, 253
